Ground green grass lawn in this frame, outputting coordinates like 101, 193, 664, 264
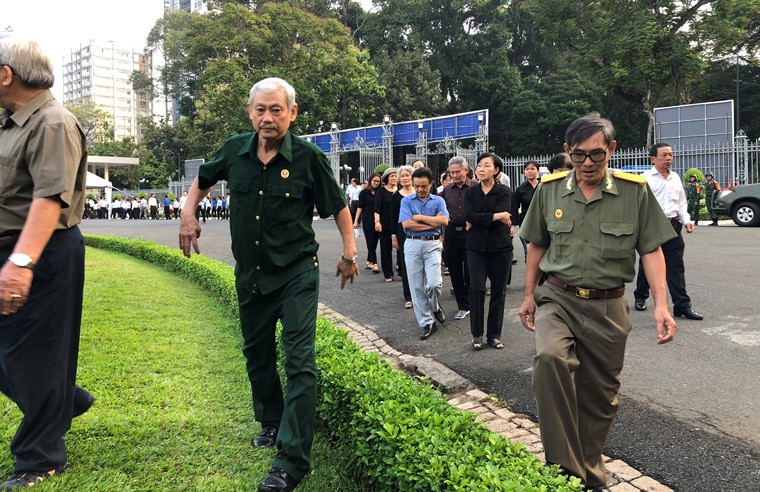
0, 248, 362, 491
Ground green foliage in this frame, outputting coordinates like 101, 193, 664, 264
65, 100, 112, 147
138, 192, 147, 200
112, 194, 122, 200
84, 235, 584, 491
374, 164, 390, 175
684, 168, 706, 182
168, 193, 177, 201
85, 193, 96, 201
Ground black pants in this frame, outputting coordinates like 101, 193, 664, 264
443, 227, 469, 310
362, 221, 378, 265
164, 205, 171, 219
150, 205, 158, 220
634, 218, 691, 309
379, 229, 394, 279
397, 235, 412, 302
467, 249, 511, 339
0, 227, 85, 473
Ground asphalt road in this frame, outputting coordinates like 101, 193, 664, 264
81, 218, 760, 491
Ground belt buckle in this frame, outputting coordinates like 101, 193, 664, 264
575, 287, 590, 299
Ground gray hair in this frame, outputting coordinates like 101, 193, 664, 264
565, 112, 616, 149
0, 37, 55, 89
448, 156, 467, 169
397, 165, 414, 178
248, 77, 296, 109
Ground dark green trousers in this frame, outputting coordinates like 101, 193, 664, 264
236, 268, 319, 481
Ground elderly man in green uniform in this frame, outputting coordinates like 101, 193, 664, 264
179, 77, 359, 492
518, 113, 678, 491
685, 174, 701, 225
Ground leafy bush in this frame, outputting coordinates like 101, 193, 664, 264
374, 164, 390, 176
84, 235, 583, 492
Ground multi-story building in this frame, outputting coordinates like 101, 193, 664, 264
165, 0, 207, 14
62, 41, 153, 142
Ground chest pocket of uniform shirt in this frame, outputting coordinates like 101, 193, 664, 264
599, 222, 635, 259
0, 155, 21, 197
227, 178, 251, 216
271, 184, 305, 222
547, 220, 573, 259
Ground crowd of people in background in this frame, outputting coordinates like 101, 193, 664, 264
82, 192, 231, 221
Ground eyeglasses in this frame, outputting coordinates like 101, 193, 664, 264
568, 147, 609, 164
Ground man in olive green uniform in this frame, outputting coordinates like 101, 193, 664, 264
518, 113, 678, 491
685, 175, 701, 225
704, 172, 721, 226
179, 78, 359, 492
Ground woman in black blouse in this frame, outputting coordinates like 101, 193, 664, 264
353, 173, 382, 272
374, 168, 398, 281
513, 160, 540, 262
464, 153, 516, 350
391, 166, 415, 308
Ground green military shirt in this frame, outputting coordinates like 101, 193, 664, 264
685, 182, 701, 202
520, 169, 676, 289
198, 130, 346, 294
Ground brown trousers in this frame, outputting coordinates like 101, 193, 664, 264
532, 284, 631, 487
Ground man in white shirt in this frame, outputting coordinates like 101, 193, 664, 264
345, 178, 362, 222
634, 143, 703, 320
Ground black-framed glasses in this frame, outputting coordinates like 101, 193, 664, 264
568, 147, 609, 164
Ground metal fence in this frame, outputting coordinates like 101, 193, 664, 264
502, 132, 760, 189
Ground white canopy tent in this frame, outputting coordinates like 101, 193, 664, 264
85, 171, 112, 205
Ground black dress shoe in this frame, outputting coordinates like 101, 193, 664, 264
73, 386, 95, 418
433, 306, 445, 323
674, 306, 704, 320
586, 487, 611, 492
252, 425, 279, 448
634, 298, 646, 311
258, 467, 299, 492
420, 323, 437, 340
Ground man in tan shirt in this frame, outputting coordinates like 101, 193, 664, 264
0, 38, 91, 490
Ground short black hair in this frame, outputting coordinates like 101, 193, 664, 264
548, 153, 573, 172
565, 112, 616, 149
476, 152, 503, 173
412, 167, 433, 182
524, 160, 539, 171
649, 142, 672, 157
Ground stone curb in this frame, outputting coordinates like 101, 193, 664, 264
317, 303, 674, 492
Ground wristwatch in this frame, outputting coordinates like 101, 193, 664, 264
8, 253, 36, 271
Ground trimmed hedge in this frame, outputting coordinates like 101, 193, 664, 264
84, 235, 583, 492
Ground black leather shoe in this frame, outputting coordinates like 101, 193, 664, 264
433, 306, 445, 323
634, 298, 646, 311
258, 467, 299, 492
252, 425, 278, 448
586, 487, 611, 492
420, 323, 437, 340
674, 306, 704, 320
73, 386, 95, 418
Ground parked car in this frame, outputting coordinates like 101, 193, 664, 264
713, 183, 760, 227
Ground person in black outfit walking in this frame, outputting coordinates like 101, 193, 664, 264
354, 173, 381, 273
513, 160, 540, 262
374, 168, 398, 281
440, 156, 475, 320
464, 153, 517, 350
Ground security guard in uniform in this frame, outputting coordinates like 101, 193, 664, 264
704, 172, 721, 226
179, 78, 358, 492
685, 174, 701, 224
518, 113, 678, 491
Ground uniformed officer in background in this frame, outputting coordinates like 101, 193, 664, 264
518, 113, 677, 491
685, 174, 701, 224
704, 171, 721, 226
179, 77, 358, 492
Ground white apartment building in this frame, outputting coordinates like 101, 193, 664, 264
62, 41, 153, 142
165, 0, 207, 13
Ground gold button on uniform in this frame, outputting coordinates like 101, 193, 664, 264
256, 215, 260, 220
259, 191, 264, 196
256, 266, 261, 271
312, 256, 317, 261
255, 240, 260, 246
314, 262, 319, 267
285, 192, 290, 198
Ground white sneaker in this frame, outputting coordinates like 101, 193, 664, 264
454, 310, 470, 320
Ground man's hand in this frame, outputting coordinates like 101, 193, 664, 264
654, 306, 677, 344
335, 260, 359, 289
179, 214, 202, 257
684, 223, 695, 233
375, 221, 382, 233
391, 235, 399, 250
0, 263, 33, 315
518, 296, 537, 332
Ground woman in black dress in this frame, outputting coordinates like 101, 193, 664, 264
353, 173, 382, 272
374, 168, 398, 281
464, 153, 517, 350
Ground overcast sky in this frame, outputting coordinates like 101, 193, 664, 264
3, 0, 165, 99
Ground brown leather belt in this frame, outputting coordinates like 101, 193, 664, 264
546, 274, 624, 300
0, 235, 19, 248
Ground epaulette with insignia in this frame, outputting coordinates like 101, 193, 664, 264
540, 170, 570, 183
612, 172, 646, 184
